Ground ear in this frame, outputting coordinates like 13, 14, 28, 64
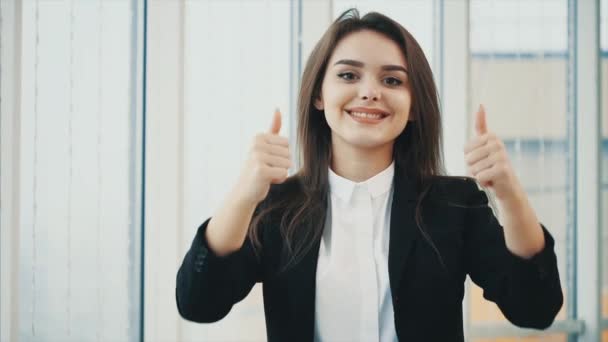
313, 97, 324, 111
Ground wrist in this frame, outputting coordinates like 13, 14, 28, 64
497, 188, 527, 211
230, 186, 262, 209
495, 174, 525, 202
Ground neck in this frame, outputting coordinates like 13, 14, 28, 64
330, 140, 394, 182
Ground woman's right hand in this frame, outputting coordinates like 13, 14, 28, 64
234, 109, 293, 205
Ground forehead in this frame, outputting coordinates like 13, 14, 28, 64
328, 29, 406, 67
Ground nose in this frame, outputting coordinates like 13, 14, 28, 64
359, 80, 381, 101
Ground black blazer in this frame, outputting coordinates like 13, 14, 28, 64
176, 170, 563, 341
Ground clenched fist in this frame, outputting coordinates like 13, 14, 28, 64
464, 104, 523, 200
234, 109, 293, 205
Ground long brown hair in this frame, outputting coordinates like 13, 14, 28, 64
248, 8, 445, 273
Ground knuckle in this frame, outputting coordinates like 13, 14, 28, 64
491, 140, 501, 151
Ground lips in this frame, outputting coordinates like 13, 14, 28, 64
344, 110, 388, 125
345, 109, 390, 122
346, 110, 388, 119
345, 107, 390, 119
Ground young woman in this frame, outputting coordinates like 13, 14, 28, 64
176, 9, 563, 342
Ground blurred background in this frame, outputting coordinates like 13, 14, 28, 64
1, 0, 606, 341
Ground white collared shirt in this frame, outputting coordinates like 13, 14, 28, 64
314, 161, 398, 342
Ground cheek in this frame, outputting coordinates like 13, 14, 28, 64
397, 90, 413, 107
388, 92, 412, 117
323, 83, 355, 107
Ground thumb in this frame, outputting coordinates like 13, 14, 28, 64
269, 108, 282, 135
475, 104, 488, 136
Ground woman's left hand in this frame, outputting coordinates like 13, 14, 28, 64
463, 104, 546, 257
463, 105, 524, 201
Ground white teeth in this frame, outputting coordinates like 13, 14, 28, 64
349, 111, 385, 119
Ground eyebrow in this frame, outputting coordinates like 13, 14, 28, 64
333, 59, 408, 74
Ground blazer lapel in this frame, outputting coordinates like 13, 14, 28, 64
388, 168, 419, 295
284, 224, 322, 341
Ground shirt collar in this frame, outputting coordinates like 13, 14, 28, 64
328, 160, 395, 204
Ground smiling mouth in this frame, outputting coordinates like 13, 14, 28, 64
345, 110, 389, 120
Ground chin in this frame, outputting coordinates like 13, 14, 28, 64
347, 137, 392, 149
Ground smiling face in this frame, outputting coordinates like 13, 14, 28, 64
314, 29, 412, 156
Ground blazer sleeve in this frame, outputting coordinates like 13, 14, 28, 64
175, 202, 267, 323
463, 179, 563, 329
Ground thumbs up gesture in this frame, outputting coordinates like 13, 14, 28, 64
463, 105, 522, 200
234, 108, 293, 205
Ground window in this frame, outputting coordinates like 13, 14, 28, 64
468, 1, 571, 340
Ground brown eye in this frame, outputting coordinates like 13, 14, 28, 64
384, 77, 403, 86
337, 72, 358, 81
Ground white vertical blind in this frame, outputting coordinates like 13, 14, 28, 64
0, 0, 22, 340
13, 0, 141, 340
